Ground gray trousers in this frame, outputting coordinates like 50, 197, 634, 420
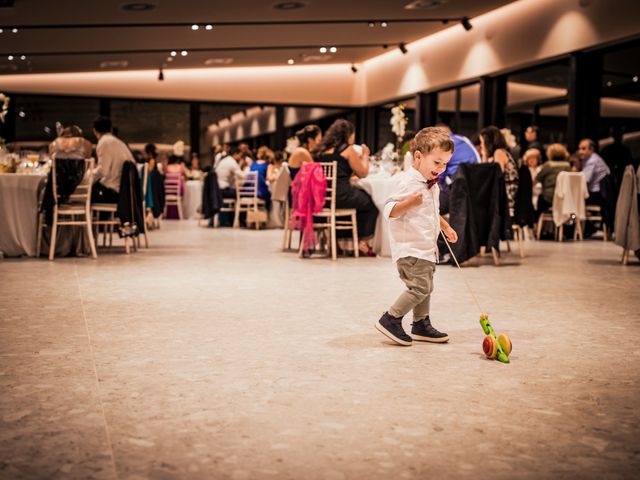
388, 256, 436, 321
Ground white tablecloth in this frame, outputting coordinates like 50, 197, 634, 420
357, 173, 398, 257
0, 173, 46, 257
183, 180, 203, 220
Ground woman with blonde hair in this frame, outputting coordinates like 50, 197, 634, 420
535, 143, 571, 216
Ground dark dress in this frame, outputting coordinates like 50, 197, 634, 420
318, 150, 378, 239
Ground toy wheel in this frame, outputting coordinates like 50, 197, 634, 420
482, 335, 497, 359
498, 334, 512, 355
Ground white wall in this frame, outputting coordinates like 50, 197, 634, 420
1, 0, 639, 106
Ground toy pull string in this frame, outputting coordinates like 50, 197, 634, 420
440, 232, 484, 315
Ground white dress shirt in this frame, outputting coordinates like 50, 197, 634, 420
215, 156, 241, 189
581, 152, 610, 193
94, 133, 134, 192
383, 167, 440, 263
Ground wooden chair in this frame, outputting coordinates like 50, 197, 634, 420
36, 157, 98, 261
298, 161, 358, 260
235, 171, 267, 230
136, 162, 150, 248
508, 224, 526, 258
164, 172, 184, 220
585, 204, 608, 241
215, 198, 236, 227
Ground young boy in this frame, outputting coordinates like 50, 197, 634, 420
375, 127, 458, 346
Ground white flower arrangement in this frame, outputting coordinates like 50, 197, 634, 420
390, 104, 407, 139
500, 128, 517, 150
285, 136, 299, 154
0, 93, 9, 124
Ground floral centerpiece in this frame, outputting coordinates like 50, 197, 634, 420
0, 93, 9, 149
390, 104, 407, 153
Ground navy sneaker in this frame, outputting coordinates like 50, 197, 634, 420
411, 316, 449, 343
375, 312, 412, 346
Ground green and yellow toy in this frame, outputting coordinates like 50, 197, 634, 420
480, 314, 512, 364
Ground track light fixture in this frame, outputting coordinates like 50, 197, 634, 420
351, 64, 358, 74
158, 67, 164, 81
461, 16, 472, 31
399, 42, 407, 54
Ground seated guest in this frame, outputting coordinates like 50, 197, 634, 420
215, 147, 244, 199
569, 153, 582, 172
523, 148, 543, 211
289, 125, 322, 181
91, 116, 134, 204
49, 125, 92, 161
577, 138, 610, 205
524, 125, 546, 162
267, 150, 285, 184
251, 146, 273, 209
316, 119, 378, 256
535, 143, 571, 216
187, 153, 203, 180
479, 126, 519, 219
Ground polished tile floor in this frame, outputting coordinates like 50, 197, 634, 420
1, 221, 639, 479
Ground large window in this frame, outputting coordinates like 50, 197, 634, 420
111, 100, 189, 145
15, 95, 100, 142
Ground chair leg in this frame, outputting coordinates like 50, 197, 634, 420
559, 224, 564, 242
351, 213, 359, 259
36, 213, 43, 258
536, 216, 544, 240
518, 229, 525, 258
178, 198, 183, 220
575, 220, 583, 241
491, 247, 500, 266
622, 249, 629, 265
143, 231, 149, 248
48, 215, 58, 261
86, 219, 98, 259
602, 223, 608, 241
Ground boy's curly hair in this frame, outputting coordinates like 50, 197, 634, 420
412, 127, 454, 155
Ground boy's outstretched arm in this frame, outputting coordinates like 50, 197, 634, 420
439, 216, 458, 243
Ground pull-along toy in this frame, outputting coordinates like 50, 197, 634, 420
440, 233, 513, 364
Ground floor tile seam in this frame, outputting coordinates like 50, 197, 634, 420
73, 259, 120, 480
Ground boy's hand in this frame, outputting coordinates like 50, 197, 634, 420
406, 191, 423, 209
442, 224, 458, 243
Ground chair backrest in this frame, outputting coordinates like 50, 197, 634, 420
317, 161, 337, 213
137, 162, 149, 197
237, 171, 258, 200
271, 163, 291, 202
51, 156, 95, 212
164, 171, 181, 195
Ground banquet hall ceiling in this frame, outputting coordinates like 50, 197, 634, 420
0, 0, 515, 75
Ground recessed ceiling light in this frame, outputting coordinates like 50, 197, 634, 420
205, 24, 213, 30
288, 58, 295, 65
606, 81, 612, 87
0, 29, 3, 34
18, 111, 26, 118
181, 50, 188, 56
170, 50, 177, 56
7, 55, 14, 60
319, 47, 327, 53
20, 55, 26, 60
381, 21, 388, 27
368, 22, 375, 27
11, 28, 18, 33
191, 24, 199, 31
633, 76, 638, 83
273, 1, 306, 10
404, 0, 447, 9
204, 58, 234, 65
329, 47, 337, 53
120, 2, 156, 11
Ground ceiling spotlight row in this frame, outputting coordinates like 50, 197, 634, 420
0, 28, 19, 34
319, 47, 338, 54
170, 50, 189, 57
7, 55, 27, 61
191, 24, 214, 31
368, 21, 389, 27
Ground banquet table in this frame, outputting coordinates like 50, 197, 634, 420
357, 172, 398, 257
0, 173, 47, 257
182, 180, 203, 220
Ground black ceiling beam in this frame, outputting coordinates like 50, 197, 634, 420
0, 43, 402, 57
0, 18, 467, 30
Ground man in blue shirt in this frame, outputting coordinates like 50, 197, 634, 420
578, 138, 610, 203
436, 124, 481, 214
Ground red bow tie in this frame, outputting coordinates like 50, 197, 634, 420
426, 176, 439, 189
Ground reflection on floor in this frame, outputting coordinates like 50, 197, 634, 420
1, 221, 639, 479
